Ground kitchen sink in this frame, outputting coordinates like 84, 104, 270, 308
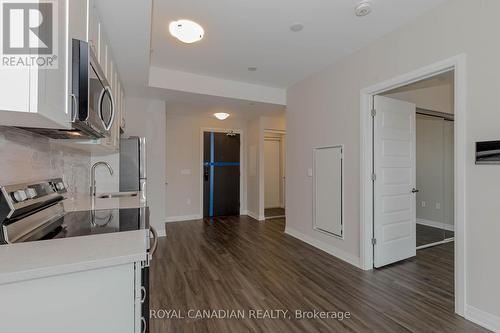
98, 192, 138, 199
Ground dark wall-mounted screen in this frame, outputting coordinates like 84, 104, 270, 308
476, 141, 500, 164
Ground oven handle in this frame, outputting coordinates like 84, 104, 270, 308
149, 226, 158, 257
98, 86, 115, 131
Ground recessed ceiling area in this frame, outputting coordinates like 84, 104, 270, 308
98, 0, 447, 111
151, 0, 447, 89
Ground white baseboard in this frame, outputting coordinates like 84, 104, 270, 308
155, 228, 166, 238
285, 227, 360, 268
165, 214, 202, 223
246, 211, 265, 221
466, 305, 500, 332
417, 218, 454, 232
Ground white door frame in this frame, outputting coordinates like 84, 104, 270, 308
199, 127, 245, 217
359, 55, 466, 316
264, 136, 282, 209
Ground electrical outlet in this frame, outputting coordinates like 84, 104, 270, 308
436, 202, 441, 210
421, 201, 426, 208
307, 168, 313, 177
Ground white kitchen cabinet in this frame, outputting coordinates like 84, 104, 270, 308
100, 27, 109, 73
88, 0, 100, 57
0, 262, 142, 333
0, 0, 88, 129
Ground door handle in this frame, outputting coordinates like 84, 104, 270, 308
411, 188, 420, 193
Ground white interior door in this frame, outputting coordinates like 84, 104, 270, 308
264, 139, 281, 208
373, 95, 416, 268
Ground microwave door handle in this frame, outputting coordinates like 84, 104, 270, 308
70, 93, 78, 122
98, 86, 115, 131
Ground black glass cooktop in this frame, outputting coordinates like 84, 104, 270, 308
29, 207, 149, 242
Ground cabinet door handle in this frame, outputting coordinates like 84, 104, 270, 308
141, 317, 146, 333
411, 188, 420, 193
140, 286, 146, 303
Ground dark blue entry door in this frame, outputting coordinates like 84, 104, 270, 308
203, 132, 240, 217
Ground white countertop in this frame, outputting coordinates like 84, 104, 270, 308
0, 230, 148, 285
0, 192, 149, 285
63, 191, 147, 212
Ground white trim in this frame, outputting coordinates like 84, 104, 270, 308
465, 305, 500, 333
285, 227, 360, 268
155, 228, 166, 238
165, 214, 202, 223
359, 54, 467, 317
265, 215, 286, 220
417, 218, 454, 232
246, 211, 265, 221
312, 145, 344, 239
199, 127, 245, 219
416, 238, 454, 251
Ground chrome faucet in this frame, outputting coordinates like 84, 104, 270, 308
90, 162, 114, 197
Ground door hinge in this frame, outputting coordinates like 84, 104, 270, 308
372, 238, 377, 245
371, 109, 376, 117
371, 173, 377, 181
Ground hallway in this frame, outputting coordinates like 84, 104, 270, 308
150, 216, 488, 332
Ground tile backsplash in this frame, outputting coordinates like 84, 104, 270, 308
0, 127, 91, 194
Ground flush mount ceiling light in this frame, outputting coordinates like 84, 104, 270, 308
169, 19, 204, 44
214, 112, 230, 120
355, 1, 372, 17
290, 23, 304, 32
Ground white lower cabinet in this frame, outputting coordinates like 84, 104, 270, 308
0, 262, 143, 333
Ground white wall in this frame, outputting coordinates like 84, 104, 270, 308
246, 117, 262, 220
0, 127, 90, 193
123, 98, 167, 233
286, 0, 500, 321
165, 112, 247, 220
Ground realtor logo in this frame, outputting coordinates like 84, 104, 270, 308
1, 0, 58, 68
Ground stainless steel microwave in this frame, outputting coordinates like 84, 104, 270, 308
20, 39, 115, 139
71, 39, 115, 138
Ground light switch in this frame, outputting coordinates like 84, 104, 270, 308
436, 202, 441, 210
307, 168, 313, 177
421, 201, 426, 208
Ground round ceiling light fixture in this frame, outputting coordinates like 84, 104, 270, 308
214, 112, 230, 120
169, 19, 204, 44
290, 23, 304, 32
355, 1, 372, 17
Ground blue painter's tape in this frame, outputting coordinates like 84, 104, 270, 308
204, 162, 240, 167
209, 132, 215, 217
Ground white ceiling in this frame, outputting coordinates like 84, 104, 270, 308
98, 0, 447, 116
151, 0, 447, 89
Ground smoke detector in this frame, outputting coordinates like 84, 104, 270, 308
355, 1, 372, 17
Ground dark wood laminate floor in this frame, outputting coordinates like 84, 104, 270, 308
150, 216, 488, 333
264, 207, 285, 218
417, 223, 455, 247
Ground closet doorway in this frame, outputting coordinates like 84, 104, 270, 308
264, 131, 286, 219
380, 71, 455, 251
